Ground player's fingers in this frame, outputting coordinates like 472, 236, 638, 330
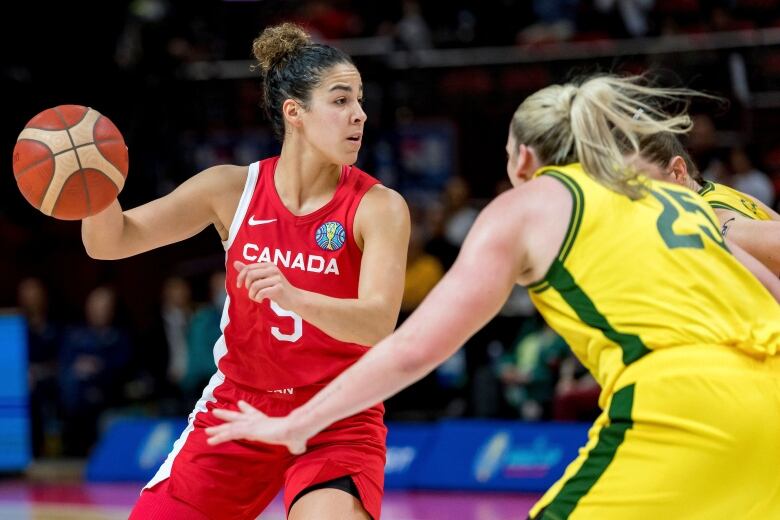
234, 261, 248, 287
212, 408, 245, 422
206, 429, 236, 445
243, 265, 273, 290
237, 400, 262, 415
236, 265, 250, 289
253, 285, 280, 302
247, 277, 272, 299
288, 440, 306, 455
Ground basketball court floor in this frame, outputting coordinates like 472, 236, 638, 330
0, 481, 540, 519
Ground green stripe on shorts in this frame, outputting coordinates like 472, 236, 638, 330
540, 384, 636, 519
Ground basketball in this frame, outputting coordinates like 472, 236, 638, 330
12, 105, 129, 220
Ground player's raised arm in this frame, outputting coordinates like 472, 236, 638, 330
82, 165, 244, 260
206, 177, 571, 449
719, 217, 780, 277
727, 238, 780, 302
287, 186, 410, 346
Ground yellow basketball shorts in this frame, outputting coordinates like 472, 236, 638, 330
529, 345, 780, 519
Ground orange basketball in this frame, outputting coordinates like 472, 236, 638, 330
12, 105, 129, 220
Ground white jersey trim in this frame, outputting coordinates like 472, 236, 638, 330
143, 368, 225, 491
222, 161, 260, 251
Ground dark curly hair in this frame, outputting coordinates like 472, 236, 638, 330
252, 23, 354, 140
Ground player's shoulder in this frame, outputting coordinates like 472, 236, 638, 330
195, 164, 248, 191
353, 184, 410, 244
359, 184, 409, 219
495, 175, 572, 216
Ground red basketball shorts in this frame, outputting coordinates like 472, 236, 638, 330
130, 375, 387, 519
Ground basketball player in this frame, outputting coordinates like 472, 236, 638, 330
82, 23, 410, 520
206, 75, 780, 518
636, 131, 780, 274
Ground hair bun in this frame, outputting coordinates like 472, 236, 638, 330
252, 23, 312, 74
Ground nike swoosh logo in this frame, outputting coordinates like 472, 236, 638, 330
248, 217, 277, 226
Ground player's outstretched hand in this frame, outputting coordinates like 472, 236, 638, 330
234, 260, 300, 309
206, 400, 309, 455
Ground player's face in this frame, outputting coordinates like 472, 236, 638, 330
301, 63, 366, 165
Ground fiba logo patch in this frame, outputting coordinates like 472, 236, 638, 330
315, 221, 346, 251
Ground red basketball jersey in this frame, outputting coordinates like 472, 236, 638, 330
217, 156, 380, 390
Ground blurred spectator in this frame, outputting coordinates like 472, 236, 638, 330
135, 276, 193, 412
442, 176, 480, 248
59, 287, 132, 456
182, 271, 225, 400
498, 321, 569, 421
552, 354, 601, 422
422, 201, 460, 269
518, 0, 578, 43
396, 0, 433, 50
730, 147, 775, 206
18, 277, 61, 458
401, 223, 444, 314
296, 0, 364, 40
595, 0, 655, 37
161, 276, 193, 387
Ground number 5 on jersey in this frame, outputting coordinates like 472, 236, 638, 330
270, 301, 303, 342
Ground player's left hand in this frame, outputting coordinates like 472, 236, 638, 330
234, 260, 299, 309
205, 400, 309, 455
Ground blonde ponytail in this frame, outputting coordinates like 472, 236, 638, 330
512, 75, 708, 199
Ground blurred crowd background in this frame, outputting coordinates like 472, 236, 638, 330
3, 0, 780, 459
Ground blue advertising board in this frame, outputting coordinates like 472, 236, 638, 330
384, 422, 436, 489
88, 417, 589, 492
87, 417, 187, 482
0, 314, 31, 471
415, 420, 589, 492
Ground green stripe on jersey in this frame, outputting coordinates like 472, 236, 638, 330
547, 260, 650, 365
541, 384, 636, 519
698, 181, 715, 196
542, 170, 585, 264
708, 201, 757, 220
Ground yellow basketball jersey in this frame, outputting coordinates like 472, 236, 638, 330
528, 163, 780, 402
698, 180, 770, 220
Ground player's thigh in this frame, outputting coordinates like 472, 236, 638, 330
533, 371, 780, 519
289, 487, 371, 520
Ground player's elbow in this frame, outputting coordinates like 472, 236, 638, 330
82, 239, 120, 260
362, 312, 399, 347
84, 246, 112, 260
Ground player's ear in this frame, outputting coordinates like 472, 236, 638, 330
282, 99, 303, 129
515, 144, 540, 181
668, 155, 689, 183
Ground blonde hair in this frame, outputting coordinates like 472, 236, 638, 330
511, 75, 703, 199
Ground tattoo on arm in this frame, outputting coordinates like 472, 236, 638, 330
720, 217, 736, 237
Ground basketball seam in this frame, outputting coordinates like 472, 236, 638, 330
13, 140, 55, 179
38, 108, 75, 207
53, 106, 91, 216
91, 117, 125, 190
